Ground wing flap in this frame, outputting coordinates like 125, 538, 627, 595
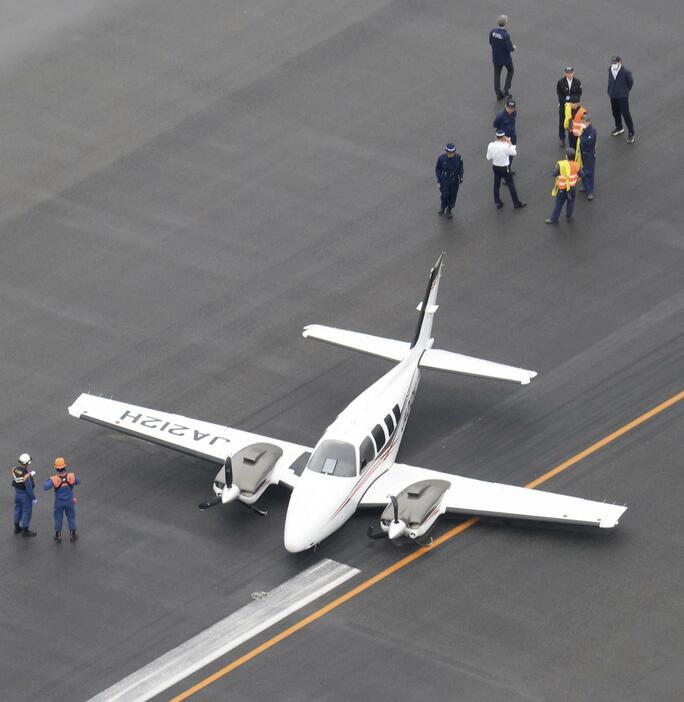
419, 348, 537, 385
302, 325, 409, 362
68, 393, 311, 489
361, 463, 626, 529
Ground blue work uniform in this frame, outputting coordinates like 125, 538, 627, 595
549, 162, 585, 222
489, 27, 514, 97
493, 109, 517, 145
12, 466, 36, 528
579, 124, 597, 194
44, 471, 81, 532
435, 152, 464, 212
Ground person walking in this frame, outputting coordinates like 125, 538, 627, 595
486, 131, 527, 210
493, 99, 517, 172
11, 453, 37, 537
435, 143, 464, 219
557, 66, 582, 147
545, 148, 584, 224
44, 457, 81, 543
579, 114, 597, 200
608, 56, 635, 142
489, 15, 515, 100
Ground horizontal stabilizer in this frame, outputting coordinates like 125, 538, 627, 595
302, 325, 410, 363
419, 348, 537, 385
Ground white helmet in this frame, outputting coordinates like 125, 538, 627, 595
18, 453, 32, 465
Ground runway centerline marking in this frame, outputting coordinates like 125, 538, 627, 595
85, 559, 359, 702
171, 388, 684, 701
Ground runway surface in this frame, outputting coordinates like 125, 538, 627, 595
0, 0, 682, 700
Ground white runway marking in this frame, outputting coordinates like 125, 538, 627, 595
87, 558, 359, 702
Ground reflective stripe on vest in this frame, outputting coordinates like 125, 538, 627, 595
571, 107, 587, 137
556, 160, 580, 190
50, 473, 76, 489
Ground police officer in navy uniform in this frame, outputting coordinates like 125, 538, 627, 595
579, 114, 597, 200
43, 457, 81, 543
435, 143, 464, 219
493, 99, 517, 173
12, 453, 37, 537
489, 15, 515, 100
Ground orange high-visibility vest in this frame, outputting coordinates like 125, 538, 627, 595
571, 107, 588, 137
50, 472, 76, 489
556, 160, 581, 191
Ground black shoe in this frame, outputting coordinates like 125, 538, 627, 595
566, 216, 574, 222
496, 93, 505, 100
514, 202, 527, 209
627, 133, 635, 143
503, 90, 510, 98
70, 529, 78, 543
14, 523, 22, 534
496, 202, 504, 209
22, 527, 37, 538
545, 218, 558, 225
446, 208, 453, 219
438, 209, 444, 216
611, 127, 624, 136
54, 531, 62, 543
559, 139, 566, 147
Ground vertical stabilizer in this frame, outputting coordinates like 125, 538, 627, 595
411, 252, 445, 349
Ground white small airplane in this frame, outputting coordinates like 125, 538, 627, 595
68, 253, 626, 551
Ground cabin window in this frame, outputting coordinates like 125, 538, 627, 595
359, 437, 375, 470
384, 413, 395, 436
306, 440, 357, 477
371, 424, 386, 452
392, 404, 401, 423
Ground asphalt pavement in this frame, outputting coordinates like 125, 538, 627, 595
0, 0, 682, 701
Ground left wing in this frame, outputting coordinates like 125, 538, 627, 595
68, 393, 312, 490
360, 462, 626, 529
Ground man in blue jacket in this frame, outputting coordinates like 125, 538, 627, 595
44, 457, 81, 543
579, 114, 597, 200
12, 453, 37, 537
607, 56, 635, 142
493, 99, 517, 172
435, 143, 464, 219
489, 15, 515, 100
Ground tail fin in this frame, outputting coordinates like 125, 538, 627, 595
411, 251, 445, 349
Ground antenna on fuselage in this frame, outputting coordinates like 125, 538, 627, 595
410, 251, 445, 349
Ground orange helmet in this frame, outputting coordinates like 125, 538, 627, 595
54, 457, 67, 470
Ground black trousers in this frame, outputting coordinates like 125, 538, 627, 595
610, 97, 634, 134
558, 104, 567, 140
492, 165, 522, 206
493, 63, 513, 97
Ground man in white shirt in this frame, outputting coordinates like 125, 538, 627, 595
486, 131, 527, 209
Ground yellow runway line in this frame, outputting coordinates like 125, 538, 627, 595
170, 388, 684, 701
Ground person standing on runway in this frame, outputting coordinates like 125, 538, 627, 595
486, 131, 526, 210
11, 453, 37, 537
579, 114, 597, 200
489, 15, 515, 100
545, 148, 584, 224
435, 143, 464, 219
493, 99, 517, 172
557, 66, 582, 147
44, 457, 81, 543
608, 56, 635, 142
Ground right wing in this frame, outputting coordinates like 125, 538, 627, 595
360, 462, 626, 529
68, 393, 312, 490
419, 348, 537, 385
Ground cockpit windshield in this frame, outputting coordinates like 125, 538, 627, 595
306, 440, 357, 477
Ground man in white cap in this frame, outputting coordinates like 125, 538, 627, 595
11, 453, 37, 537
486, 131, 526, 210
435, 142, 464, 219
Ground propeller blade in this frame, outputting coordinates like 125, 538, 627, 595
198, 497, 221, 510
367, 526, 386, 540
238, 501, 267, 517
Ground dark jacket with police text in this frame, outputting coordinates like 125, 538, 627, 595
607, 66, 633, 99
492, 109, 517, 143
435, 154, 464, 184
489, 28, 514, 66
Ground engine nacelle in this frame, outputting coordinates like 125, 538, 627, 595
212, 442, 283, 505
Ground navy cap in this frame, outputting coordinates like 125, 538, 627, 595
506, 99, 516, 107
564, 66, 574, 73
495, 130, 506, 137
445, 143, 456, 152
611, 55, 621, 63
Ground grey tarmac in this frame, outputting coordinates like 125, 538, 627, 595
0, 0, 682, 701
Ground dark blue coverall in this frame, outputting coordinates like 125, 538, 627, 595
435, 153, 464, 214
44, 472, 81, 532
489, 27, 514, 98
493, 108, 517, 169
549, 163, 585, 223
12, 466, 36, 529
579, 124, 597, 195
